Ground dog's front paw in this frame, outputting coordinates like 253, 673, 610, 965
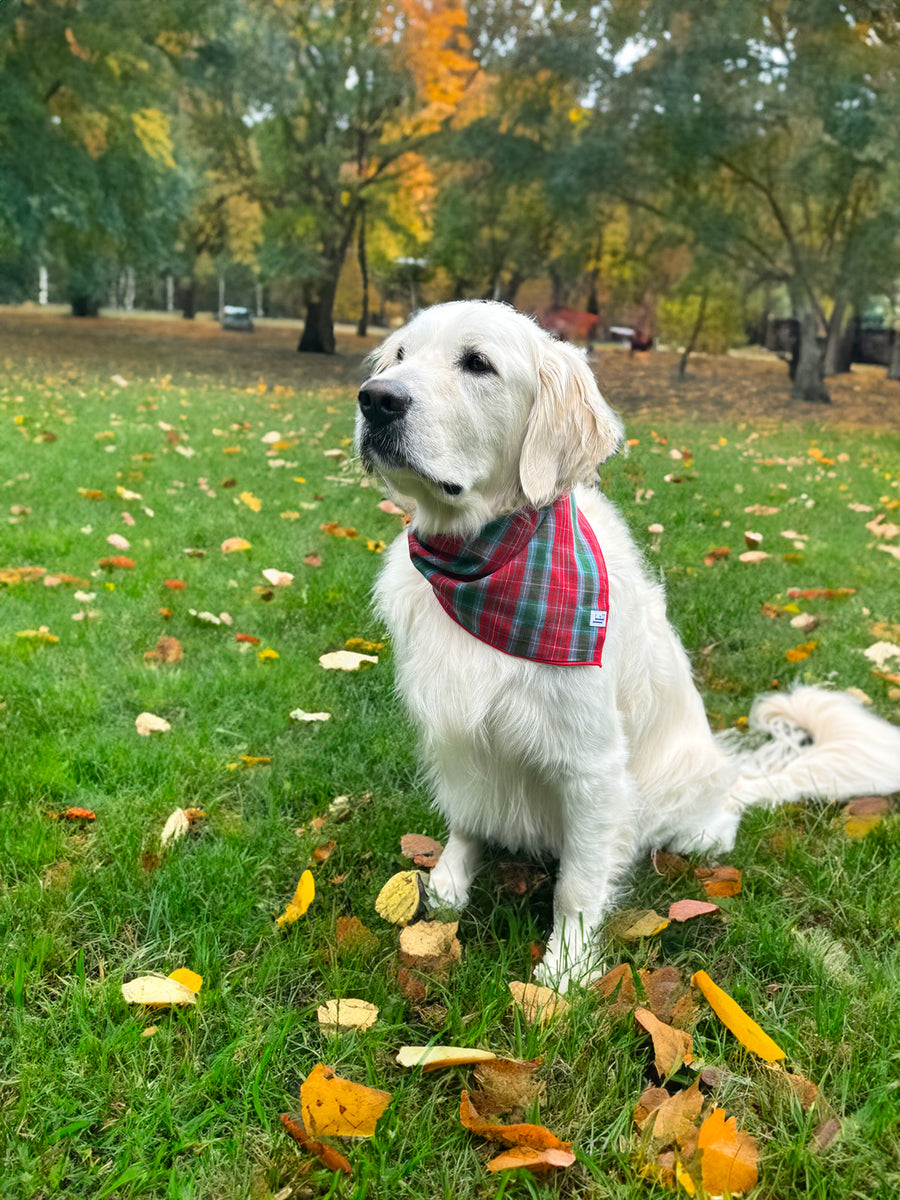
427, 860, 470, 910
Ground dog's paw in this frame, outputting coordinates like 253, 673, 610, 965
426, 861, 469, 911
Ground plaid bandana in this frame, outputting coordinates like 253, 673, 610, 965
407, 493, 609, 666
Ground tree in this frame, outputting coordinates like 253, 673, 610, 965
0, 0, 203, 314
600, 0, 900, 402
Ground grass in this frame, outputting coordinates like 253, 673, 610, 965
1, 348, 899, 1200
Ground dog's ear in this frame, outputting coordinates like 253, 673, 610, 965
519, 339, 624, 508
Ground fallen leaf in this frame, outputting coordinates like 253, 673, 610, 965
691, 969, 786, 1061
787, 587, 855, 600
594, 963, 638, 1019
634, 1007, 694, 1076
221, 537, 252, 553
258, 647, 280, 661
313, 840, 336, 863
738, 550, 769, 563
345, 637, 385, 653
262, 568, 294, 587
239, 491, 262, 512
300, 1063, 391, 1138
16, 626, 59, 644
317, 998, 379, 1034
460, 1090, 573, 1162
784, 1071, 820, 1111
508, 981, 569, 1026
335, 916, 378, 955
160, 808, 190, 848
785, 640, 818, 663
98, 556, 136, 570
614, 908, 670, 940
276, 869, 315, 927
635, 1080, 703, 1144
396, 1045, 498, 1071
811, 1115, 842, 1152
319, 650, 378, 671
486, 1146, 576, 1173
375, 869, 427, 926
304, 554, 323, 567
651, 849, 692, 879
235, 632, 261, 645
695, 1107, 758, 1195
668, 899, 720, 923
135, 712, 171, 737
398, 920, 461, 974
163, 578, 187, 590
694, 865, 742, 897
399, 833, 444, 867
321, 521, 358, 539
144, 635, 183, 665
703, 546, 731, 566
61, 806, 96, 821
289, 708, 331, 722
280, 1113, 352, 1175
863, 642, 900, 669
121, 969, 202, 1007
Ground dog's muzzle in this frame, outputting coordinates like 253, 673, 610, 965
357, 379, 411, 428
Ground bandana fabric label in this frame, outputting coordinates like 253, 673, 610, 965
407, 493, 609, 666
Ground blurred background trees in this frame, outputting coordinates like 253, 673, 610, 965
1, 0, 898, 397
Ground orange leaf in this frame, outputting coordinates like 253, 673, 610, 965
280, 1113, 352, 1175
300, 1064, 391, 1138
163, 579, 186, 590
235, 633, 260, 644
634, 1007, 693, 1076
486, 1146, 576, 1173
696, 1107, 758, 1195
459, 1090, 571, 1153
694, 865, 742, 897
691, 969, 786, 1061
668, 899, 720, 922
62, 806, 96, 821
98, 556, 135, 570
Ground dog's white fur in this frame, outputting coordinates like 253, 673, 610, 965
356, 301, 900, 989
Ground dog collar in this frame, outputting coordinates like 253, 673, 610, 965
407, 493, 608, 666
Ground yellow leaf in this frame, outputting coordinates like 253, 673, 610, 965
276, 869, 315, 927
221, 537, 252, 553
317, 997, 379, 1034
374, 870, 426, 926
258, 648, 280, 661
696, 1107, 759, 1195
168, 967, 203, 993
691, 970, 785, 1061
239, 491, 262, 513
396, 1045, 498, 1071
121, 974, 197, 1007
131, 108, 176, 168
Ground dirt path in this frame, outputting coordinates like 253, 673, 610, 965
2, 309, 898, 428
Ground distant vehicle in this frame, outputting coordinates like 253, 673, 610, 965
221, 305, 254, 332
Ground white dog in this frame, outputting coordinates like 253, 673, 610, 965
355, 300, 900, 989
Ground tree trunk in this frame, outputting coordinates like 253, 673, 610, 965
791, 306, 831, 403
678, 288, 709, 380
298, 288, 338, 354
70, 293, 101, 317
823, 297, 854, 376
166, 275, 175, 312
499, 271, 524, 306
356, 203, 370, 337
217, 274, 225, 322
888, 330, 900, 381
182, 278, 196, 320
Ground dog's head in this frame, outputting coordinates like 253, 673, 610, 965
355, 300, 623, 534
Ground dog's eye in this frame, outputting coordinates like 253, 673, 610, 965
460, 350, 495, 375
396, 346, 405, 363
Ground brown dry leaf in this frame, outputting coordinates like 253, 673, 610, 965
840, 795, 891, 838
694, 865, 742, 898
459, 1090, 572, 1153
668, 899, 721, 923
335, 916, 378, 955
509, 980, 570, 1026
634, 1007, 694, 1076
398, 920, 461, 975
396, 1045, 497, 1071
396, 967, 428, 1002
316, 998, 379, 1035
641, 967, 695, 1029
593, 963, 637, 1020
300, 1064, 391, 1138
280, 1113, 352, 1175
399, 833, 444, 868
496, 861, 550, 897
472, 1058, 545, 1119
486, 1146, 576, 1173
651, 849, 692, 879
695, 1107, 758, 1195
144, 635, 183, 665
761, 602, 782, 620
783, 1071, 820, 1111
321, 521, 359, 539
811, 1115, 842, 1152
703, 546, 731, 566
635, 1080, 704, 1145
313, 840, 337, 863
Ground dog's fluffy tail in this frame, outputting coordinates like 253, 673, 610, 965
729, 685, 900, 809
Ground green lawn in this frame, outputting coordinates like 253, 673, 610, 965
1, 360, 899, 1199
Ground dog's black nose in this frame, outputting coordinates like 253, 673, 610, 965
358, 379, 411, 427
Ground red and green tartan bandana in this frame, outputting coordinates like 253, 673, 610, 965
407, 493, 609, 666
